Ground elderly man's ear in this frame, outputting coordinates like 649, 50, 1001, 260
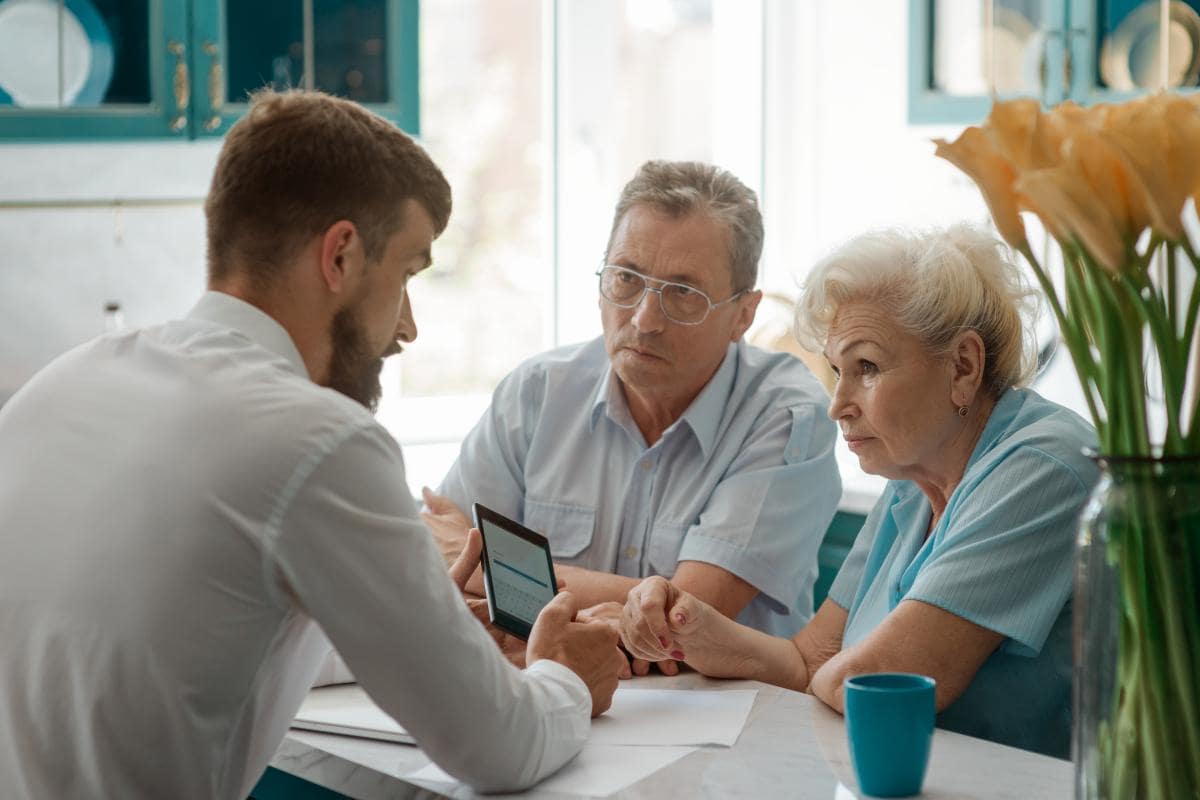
949, 330, 987, 406
731, 290, 763, 341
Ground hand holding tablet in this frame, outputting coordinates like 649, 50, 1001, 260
472, 503, 559, 640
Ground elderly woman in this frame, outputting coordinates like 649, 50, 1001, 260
618, 223, 1096, 758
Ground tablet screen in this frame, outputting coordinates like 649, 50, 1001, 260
478, 516, 556, 625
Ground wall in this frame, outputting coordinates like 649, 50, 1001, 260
0, 141, 219, 404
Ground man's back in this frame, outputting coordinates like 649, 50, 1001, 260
0, 302, 363, 798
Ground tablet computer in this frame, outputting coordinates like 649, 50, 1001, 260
472, 502, 559, 640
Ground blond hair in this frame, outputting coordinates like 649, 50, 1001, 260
794, 223, 1039, 397
205, 89, 451, 288
605, 160, 763, 292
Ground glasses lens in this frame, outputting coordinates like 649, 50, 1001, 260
600, 268, 646, 304
661, 283, 710, 324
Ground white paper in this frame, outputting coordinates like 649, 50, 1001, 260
587, 687, 757, 747
408, 744, 695, 797
291, 685, 414, 744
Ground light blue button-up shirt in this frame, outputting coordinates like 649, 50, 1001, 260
828, 387, 1098, 758
438, 337, 841, 636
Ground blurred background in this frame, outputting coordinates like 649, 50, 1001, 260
2, 0, 1190, 496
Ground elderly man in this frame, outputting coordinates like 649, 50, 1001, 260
425, 160, 840, 646
0, 90, 624, 799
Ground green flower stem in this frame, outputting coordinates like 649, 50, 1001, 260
1017, 242, 1102, 426
1119, 271, 1185, 452
1134, 478, 1200, 793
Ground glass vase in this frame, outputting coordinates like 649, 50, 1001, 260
1074, 455, 1200, 800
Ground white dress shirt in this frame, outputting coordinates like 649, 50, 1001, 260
0, 292, 590, 799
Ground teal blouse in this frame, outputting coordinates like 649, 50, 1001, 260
828, 388, 1098, 758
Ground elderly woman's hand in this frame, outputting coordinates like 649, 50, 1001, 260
620, 576, 756, 678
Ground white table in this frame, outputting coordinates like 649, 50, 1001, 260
270, 672, 1071, 799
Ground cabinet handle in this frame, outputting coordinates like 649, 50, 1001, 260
203, 41, 224, 132
168, 40, 189, 132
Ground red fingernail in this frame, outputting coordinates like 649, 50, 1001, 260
671, 650, 685, 660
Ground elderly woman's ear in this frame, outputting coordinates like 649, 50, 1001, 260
948, 329, 987, 410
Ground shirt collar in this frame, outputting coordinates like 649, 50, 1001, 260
963, 387, 1023, 473
185, 291, 310, 378
588, 341, 738, 458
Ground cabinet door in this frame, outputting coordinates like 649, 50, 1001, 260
909, 0, 1068, 123
0, 0, 190, 139
1068, 0, 1200, 104
190, 0, 419, 138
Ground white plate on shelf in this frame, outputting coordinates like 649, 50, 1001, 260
0, 0, 113, 107
1101, 0, 1200, 90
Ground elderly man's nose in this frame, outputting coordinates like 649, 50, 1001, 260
632, 289, 665, 330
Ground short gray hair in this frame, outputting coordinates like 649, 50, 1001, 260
604, 160, 763, 292
794, 223, 1039, 398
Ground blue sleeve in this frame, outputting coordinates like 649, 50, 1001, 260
435, 364, 544, 522
826, 489, 891, 610
676, 402, 841, 614
906, 446, 1097, 655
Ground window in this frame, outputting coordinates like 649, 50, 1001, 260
380, 0, 770, 494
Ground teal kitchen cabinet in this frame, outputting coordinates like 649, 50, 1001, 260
0, 0, 419, 140
910, 0, 1200, 124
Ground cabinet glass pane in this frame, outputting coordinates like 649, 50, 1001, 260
224, 0, 387, 103
930, 0, 1049, 96
0, 0, 149, 108
313, 0, 387, 103
1094, 0, 1200, 90
225, 2, 303, 95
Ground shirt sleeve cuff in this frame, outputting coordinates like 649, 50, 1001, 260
525, 658, 593, 717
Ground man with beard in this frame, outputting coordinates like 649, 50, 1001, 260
424, 161, 841, 666
0, 89, 624, 800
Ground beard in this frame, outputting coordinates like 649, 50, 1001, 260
326, 304, 386, 412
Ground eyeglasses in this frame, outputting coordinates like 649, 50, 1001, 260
596, 265, 745, 326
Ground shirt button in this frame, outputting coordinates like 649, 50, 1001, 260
625, 547, 638, 559
641, 460, 653, 471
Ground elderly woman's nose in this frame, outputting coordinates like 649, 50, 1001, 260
828, 378, 855, 421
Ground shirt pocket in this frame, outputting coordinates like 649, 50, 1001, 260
647, 522, 688, 578
523, 499, 596, 561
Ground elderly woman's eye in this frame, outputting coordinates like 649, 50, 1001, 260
859, 360, 877, 375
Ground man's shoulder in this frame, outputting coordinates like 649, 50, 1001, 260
967, 389, 1099, 495
151, 318, 386, 454
500, 337, 607, 392
732, 341, 831, 410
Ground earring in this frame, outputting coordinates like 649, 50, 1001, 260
958, 405, 969, 417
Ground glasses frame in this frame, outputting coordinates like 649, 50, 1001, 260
595, 265, 746, 326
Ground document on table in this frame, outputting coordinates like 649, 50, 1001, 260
408, 744, 696, 798
590, 687, 757, 747
290, 685, 415, 745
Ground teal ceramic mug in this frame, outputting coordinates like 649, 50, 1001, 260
843, 673, 936, 797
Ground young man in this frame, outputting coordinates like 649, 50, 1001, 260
0, 90, 623, 799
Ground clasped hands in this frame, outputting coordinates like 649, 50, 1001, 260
427, 489, 720, 682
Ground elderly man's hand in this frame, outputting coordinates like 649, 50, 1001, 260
620, 576, 749, 679
423, 488, 485, 594
528, 592, 626, 717
578, 601, 679, 679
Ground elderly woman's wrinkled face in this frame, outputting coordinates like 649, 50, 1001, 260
824, 301, 963, 482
